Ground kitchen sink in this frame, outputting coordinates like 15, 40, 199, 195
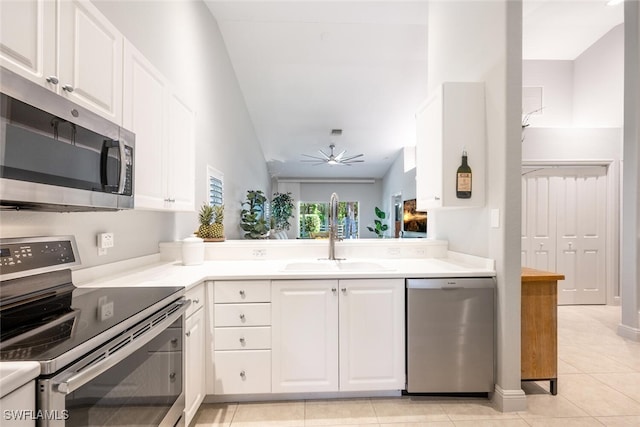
282, 260, 393, 272
282, 261, 338, 271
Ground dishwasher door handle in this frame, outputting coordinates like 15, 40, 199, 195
441, 286, 463, 290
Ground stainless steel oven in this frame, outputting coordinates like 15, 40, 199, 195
0, 236, 188, 427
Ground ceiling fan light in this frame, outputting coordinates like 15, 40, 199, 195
327, 159, 338, 165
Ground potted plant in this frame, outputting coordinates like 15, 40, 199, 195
367, 207, 388, 238
240, 190, 269, 239
271, 192, 295, 232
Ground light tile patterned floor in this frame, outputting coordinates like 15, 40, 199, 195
193, 305, 640, 427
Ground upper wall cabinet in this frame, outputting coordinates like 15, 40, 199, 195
415, 82, 486, 210
123, 41, 195, 212
0, 0, 123, 125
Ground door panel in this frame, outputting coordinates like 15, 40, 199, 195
522, 166, 607, 305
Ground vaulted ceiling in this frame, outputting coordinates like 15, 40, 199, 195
204, 1, 624, 180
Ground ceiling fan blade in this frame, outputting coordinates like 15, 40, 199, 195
343, 159, 365, 164
318, 149, 331, 160
334, 150, 346, 161
341, 153, 364, 161
302, 154, 327, 161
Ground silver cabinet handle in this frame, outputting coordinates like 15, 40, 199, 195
239, 290, 245, 297
171, 338, 179, 345
434, 196, 441, 201
62, 84, 74, 93
193, 298, 200, 304
331, 288, 337, 293
185, 331, 191, 337
239, 337, 245, 344
46, 76, 59, 85
239, 313, 245, 320
240, 370, 246, 378
169, 372, 176, 381
341, 288, 347, 293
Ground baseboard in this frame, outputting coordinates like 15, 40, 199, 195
491, 384, 527, 412
618, 323, 640, 342
204, 390, 402, 403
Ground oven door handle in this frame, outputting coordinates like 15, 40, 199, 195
54, 299, 190, 394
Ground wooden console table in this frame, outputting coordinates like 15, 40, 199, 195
521, 267, 565, 395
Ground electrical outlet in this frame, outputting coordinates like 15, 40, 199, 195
388, 247, 401, 257
98, 297, 114, 321
252, 248, 266, 258
98, 233, 114, 248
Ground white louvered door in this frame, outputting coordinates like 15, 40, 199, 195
522, 166, 607, 305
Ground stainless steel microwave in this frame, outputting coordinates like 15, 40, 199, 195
0, 68, 134, 211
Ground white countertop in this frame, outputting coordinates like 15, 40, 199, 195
0, 362, 40, 398
75, 253, 495, 290
1, 246, 494, 390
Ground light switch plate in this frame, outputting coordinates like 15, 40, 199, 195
490, 209, 500, 228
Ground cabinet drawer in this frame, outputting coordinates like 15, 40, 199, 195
214, 350, 271, 394
185, 283, 205, 318
215, 281, 270, 303
215, 327, 271, 350
215, 303, 271, 327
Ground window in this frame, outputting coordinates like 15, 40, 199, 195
207, 166, 223, 206
298, 201, 359, 239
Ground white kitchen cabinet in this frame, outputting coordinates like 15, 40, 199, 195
0, 381, 36, 427
338, 279, 405, 391
271, 279, 404, 394
213, 280, 272, 394
271, 280, 339, 393
123, 41, 195, 211
0, 0, 55, 89
1, 0, 123, 124
184, 284, 206, 426
415, 82, 486, 210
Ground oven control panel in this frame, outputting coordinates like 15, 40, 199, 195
0, 237, 78, 276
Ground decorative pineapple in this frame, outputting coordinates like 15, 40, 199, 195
196, 203, 225, 240
197, 204, 215, 239
211, 205, 224, 239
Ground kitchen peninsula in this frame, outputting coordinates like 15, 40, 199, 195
70, 238, 495, 425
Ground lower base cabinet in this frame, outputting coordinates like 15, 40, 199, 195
214, 350, 272, 394
184, 284, 206, 426
271, 279, 405, 393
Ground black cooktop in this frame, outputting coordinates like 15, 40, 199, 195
0, 285, 183, 363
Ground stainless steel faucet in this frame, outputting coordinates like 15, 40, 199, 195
328, 192, 340, 260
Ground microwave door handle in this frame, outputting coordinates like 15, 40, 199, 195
54, 299, 190, 394
117, 139, 127, 194
99, 140, 111, 190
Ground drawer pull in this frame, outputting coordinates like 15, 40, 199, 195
331, 288, 337, 293
239, 313, 246, 321
239, 337, 246, 344
169, 372, 176, 381
185, 331, 191, 337
341, 288, 347, 293
239, 290, 246, 297
171, 338, 179, 345
240, 370, 246, 379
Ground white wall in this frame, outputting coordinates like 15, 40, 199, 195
522, 24, 624, 129
426, 0, 524, 411
0, 1, 270, 267
522, 60, 573, 127
573, 24, 624, 127
620, 0, 640, 341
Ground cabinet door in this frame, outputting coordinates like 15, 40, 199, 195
123, 41, 168, 210
271, 280, 339, 393
0, 0, 55, 88
416, 82, 485, 210
338, 279, 405, 391
58, 0, 123, 124
166, 91, 195, 211
185, 308, 205, 426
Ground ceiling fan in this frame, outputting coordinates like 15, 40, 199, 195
301, 144, 364, 166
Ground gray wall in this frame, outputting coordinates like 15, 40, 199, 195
0, 1, 270, 267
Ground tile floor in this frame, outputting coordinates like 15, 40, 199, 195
192, 305, 640, 427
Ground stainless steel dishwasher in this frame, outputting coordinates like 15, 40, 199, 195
406, 277, 495, 393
